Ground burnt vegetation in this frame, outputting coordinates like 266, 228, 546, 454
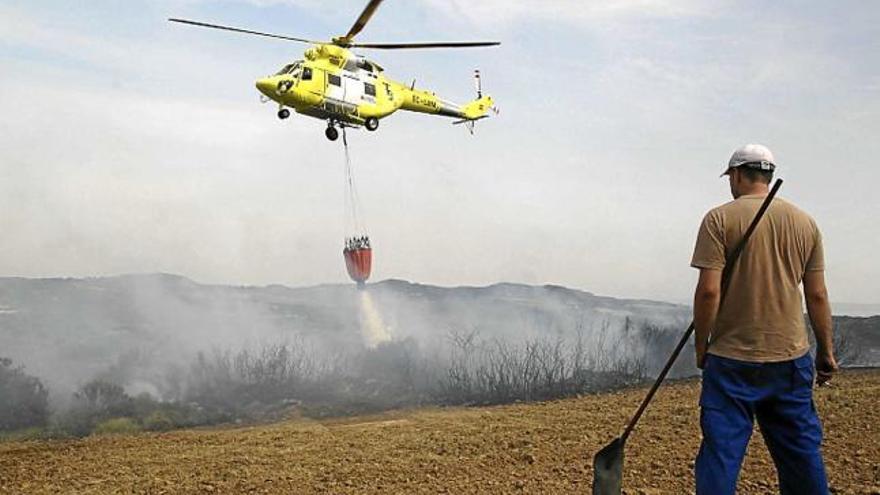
0, 320, 666, 438
2, 314, 877, 439
440, 323, 651, 405
0, 357, 50, 432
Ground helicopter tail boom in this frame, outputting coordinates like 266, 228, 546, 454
396, 84, 494, 123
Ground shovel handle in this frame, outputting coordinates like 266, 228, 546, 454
620, 179, 783, 442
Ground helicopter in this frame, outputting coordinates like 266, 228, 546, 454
169, 0, 500, 141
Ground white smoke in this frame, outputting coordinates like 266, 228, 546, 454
359, 290, 391, 347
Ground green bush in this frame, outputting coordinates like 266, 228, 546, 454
0, 426, 52, 442
51, 380, 137, 438
93, 417, 141, 436
142, 410, 175, 431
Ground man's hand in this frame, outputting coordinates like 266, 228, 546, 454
815, 351, 838, 386
803, 271, 836, 386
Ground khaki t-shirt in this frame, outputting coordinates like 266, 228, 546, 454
691, 194, 824, 362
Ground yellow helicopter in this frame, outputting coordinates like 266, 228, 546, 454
170, 0, 500, 141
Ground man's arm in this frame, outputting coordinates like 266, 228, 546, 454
693, 268, 722, 369
803, 270, 838, 385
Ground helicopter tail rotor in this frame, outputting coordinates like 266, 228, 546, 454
450, 69, 498, 135
474, 69, 482, 99
463, 69, 497, 120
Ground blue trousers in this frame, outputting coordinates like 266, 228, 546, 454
695, 352, 829, 495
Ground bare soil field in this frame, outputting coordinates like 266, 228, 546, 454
2, 370, 878, 494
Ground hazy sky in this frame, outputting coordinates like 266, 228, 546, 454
1, 0, 878, 303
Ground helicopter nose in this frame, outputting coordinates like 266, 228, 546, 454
255, 78, 275, 97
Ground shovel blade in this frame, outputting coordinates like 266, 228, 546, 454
592, 437, 624, 495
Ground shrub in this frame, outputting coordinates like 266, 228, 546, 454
93, 417, 141, 436
52, 379, 136, 438
0, 426, 52, 442
73, 379, 134, 418
53, 406, 100, 438
142, 410, 175, 432
132, 392, 162, 420
0, 357, 50, 431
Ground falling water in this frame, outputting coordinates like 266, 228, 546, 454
359, 290, 391, 347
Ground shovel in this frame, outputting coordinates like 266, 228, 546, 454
592, 178, 783, 494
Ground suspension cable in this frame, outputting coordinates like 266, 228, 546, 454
342, 127, 366, 240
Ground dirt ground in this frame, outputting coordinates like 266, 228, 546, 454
1, 370, 878, 494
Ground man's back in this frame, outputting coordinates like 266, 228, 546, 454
692, 144, 834, 495
691, 195, 824, 362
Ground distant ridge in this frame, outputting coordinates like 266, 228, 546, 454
0, 274, 876, 395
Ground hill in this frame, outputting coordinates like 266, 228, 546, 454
0, 274, 877, 399
0, 274, 689, 396
834, 315, 880, 363
1, 369, 877, 494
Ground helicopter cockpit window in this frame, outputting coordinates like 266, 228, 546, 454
301, 67, 312, 81
275, 63, 295, 76
343, 59, 359, 72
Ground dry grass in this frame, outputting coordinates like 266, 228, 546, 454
1, 370, 878, 494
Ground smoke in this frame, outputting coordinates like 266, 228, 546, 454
0, 275, 695, 411
358, 290, 391, 347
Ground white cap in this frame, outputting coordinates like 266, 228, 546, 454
722, 144, 776, 176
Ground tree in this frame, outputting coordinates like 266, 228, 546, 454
0, 357, 50, 431
73, 379, 134, 418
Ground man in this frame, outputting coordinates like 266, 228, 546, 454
690, 144, 838, 495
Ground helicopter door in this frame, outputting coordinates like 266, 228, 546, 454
297, 67, 317, 92
326, 73, 346, 102
342, 75, 364, 107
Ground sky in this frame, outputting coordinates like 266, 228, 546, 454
0, 0, 878, 304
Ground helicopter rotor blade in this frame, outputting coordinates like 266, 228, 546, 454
168, 18, 321, 44
342, 0, 384, 44
349, 41, 501, 49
